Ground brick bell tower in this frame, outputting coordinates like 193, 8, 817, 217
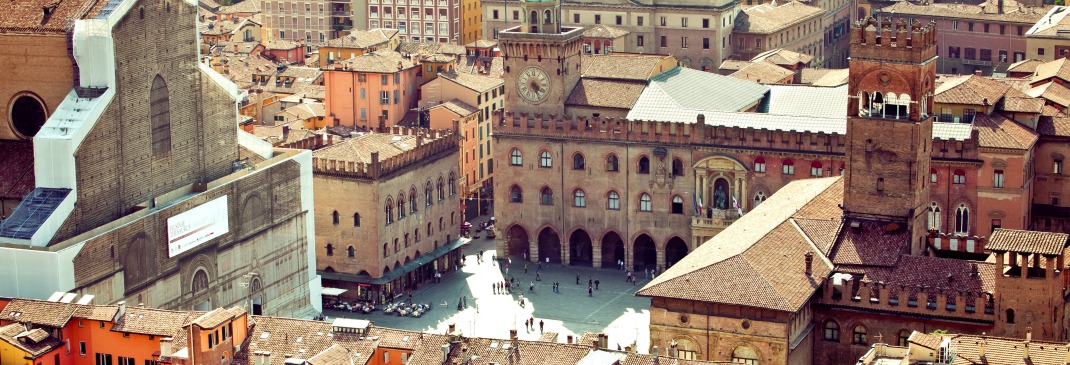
499, 0, 584, 116
843, 17, 937, 256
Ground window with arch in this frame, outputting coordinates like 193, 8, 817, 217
449, 171, 456, 196
409, 188, 418, 213
810, 161, 823, 177
510, 148, 523, 165
607, 191, 620, 210
150, 75, 172, 156
510, 185, 523, 202
897, 330, 910, 347
425, 181, 433, 206
852, 325, 868, 345
754, 157, 766, 173
394, 238, 399, 253
437, 177, 445, 200
606, 155, 619, 172
326, 244, 334, 256
754, 191, 766, 207
540, 151, 552, 168
928, 203, 941, 232
332, 211, 339, 225
953, 169, 966, 184
671, 196, 684, 214
782, 159, 795, 175
573, 189, 586, 207
955, 204, 969, 235
383, 243, 388, 257
354, 213, 361, 227
672, 158, 684, 176
638, 156, 650, 174
348, 246, 355, 258
730, 346, 758, 365
639, 193, 652, 212
1006, 308, 1015, 323
192, 269, 209, 293
397, 194, 406, 219
385, 198, 394, 225
427, 222, 433, 235
823, 320, 840, 341
530, 10, 538, 23
573, 153, 586, 170
930, 168, 938, 183
543, 9, 552, 24
541, 188, 554, 205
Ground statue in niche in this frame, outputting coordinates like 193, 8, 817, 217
714, 179, 729, 210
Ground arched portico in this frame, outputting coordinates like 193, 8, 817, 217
507, 225, 530, 257
601, 232, 625, 269
665, 236, 689, 268
538, 227, 562, 263
633, 234, 657, 271
569, 229, 593, 266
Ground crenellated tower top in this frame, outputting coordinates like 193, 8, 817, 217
850, 17, 938, 65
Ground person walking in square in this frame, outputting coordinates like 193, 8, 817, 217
576, 274, 581, 285
545, 257, 549, 266
505, 263, 509, 275
539, 320, 544, 333
536, 272, 541, 281
588, 285, 593, 297
595, 279, 600, 290
524, 264, 528, 274
529, 281, 535, 292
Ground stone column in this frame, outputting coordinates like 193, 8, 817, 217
562, 241, 570, 265
592, 241, 603, 268
529, 239, 538, 263
656, 245, 665, 271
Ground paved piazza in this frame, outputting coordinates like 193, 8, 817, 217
325, 222, 652, 352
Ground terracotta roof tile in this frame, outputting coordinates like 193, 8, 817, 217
934, 74, 1011, 106
580, 54, 676, 81
908, 331, 942, 350
311, 132, 423, 164
458, 55, 503, 77
323, 29, 397, 49
947, 333, 1069, 365
1028, 81, 1070, 106
1037, 116, 1070, 136
439, 70, 503, 92
280, 103, 326, 120
829, 221, 910, 267
263, 39, 301, 50
335, 51, 417, 73
849, 255, 994, 294
218, 0, 260, 14
1033, 58, 1070, 84
398, 41, 466, 56
751, 48, 813, 66
582, 24, 630, 38
432, 99, 478, 116
73, 305, 119, 322
0, 323, 64, 358
735, 1, 824, 34
972, 113, 1038, 150
306, 344, 351, 365
0, 299, 79, 327
1007, 59, 1045, 75
566, 79, 646, 109
638, 177, 841, 311
0, 0, 102, 34
1000, 94, 1045, 114
881, 0, 1051, 24
793, 218, 841, 255
987, 229, 1068, 254
190, 307, 242, 329
111, 307, 194, 337
240, 316, 337, 365
728, 60, 795, 84
717, 60, 752, 72
465, 39, 499, 48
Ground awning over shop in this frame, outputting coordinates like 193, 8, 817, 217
320, 237, 470, 285
322, 287, 348, 296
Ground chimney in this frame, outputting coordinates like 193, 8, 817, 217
566, 335, 573, 344
282, 125, 290, 140
160, 338, 173, 358
510, 330, 518, 340
262, 351, 272, 365
114, 301, 127, 322
974, 69, 983, 76
1027, 327, 1033, 342
440, 344, 450, 364
448, 323, 456, 334
978, 333, 986, 358
696, 114, 706, 124
971, 263, 979, 276
804, 251, 814, 276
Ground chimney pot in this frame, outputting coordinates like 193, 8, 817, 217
1027, 327, 1033, 342
805, 251, 814, 276
979, 333, 987, 358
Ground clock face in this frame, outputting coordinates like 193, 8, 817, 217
517, 66, 550, 104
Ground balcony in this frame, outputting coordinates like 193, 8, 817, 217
963, 59, 993, 66
439, 15, 447, 20
691, 210, 740, 235
331, 10, 350, 16
397, 13, 406, 19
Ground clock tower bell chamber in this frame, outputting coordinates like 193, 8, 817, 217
499, 0, 584, 116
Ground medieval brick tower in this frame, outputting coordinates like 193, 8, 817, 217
499, 0, 583, 116
843, 17, 937, 255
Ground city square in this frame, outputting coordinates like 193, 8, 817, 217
324, 222, 653, 352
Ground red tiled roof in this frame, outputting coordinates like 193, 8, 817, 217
0, 323, 64, 359
972, 113, 1038, 150
829, 220, 910, 267
793, 218, 842, 256
1037, 116, 1070, 137
934, 74, 1011, 106
0, 0, 103, 34
987, 229, 1068, 255
850, 255, 994, 294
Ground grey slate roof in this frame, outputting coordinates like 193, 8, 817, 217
762, 84, 847, 119
932, 121, 973, 141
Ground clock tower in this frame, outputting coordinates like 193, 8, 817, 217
499, 0, 584, 116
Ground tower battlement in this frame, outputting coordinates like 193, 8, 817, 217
850, 17, 938, 64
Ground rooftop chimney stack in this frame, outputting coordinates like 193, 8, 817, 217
114, 301, 127, 322
979, 333, 986, 358
160, 338, 173, 358
441, 344, 450, 364
805, 251, 814, 277
998, 0, 1005, 13
566, 335, 573, 344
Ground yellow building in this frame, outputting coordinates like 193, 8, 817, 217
0, 323, 61, 365
460, 0, 483, 45
277, 102, 330, 129
318, 29, 400, 68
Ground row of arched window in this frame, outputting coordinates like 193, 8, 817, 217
510, 148, 686, 176
858, 91, 912, 119
753, 157, 843, 177
325, 244, 356, 258
331, 211, 360, 227
509, 186, 687, 213
927, 202, 970, 235
823, 321, 910, 346
384, 172, 456, 225
382, 214, 456, 257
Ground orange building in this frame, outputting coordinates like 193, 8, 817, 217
323, 51, 419, 128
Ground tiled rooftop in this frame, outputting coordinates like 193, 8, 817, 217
1037, 116, 1070, 136
580, 53, 676, 81
882, 0, 1051, 24
566, 79, 646, 109
935, 74, 1012, 106
751, 48, 813, 66
972, 113, 1038, 150
439, 70, 504, 92
987, 229, 1069, 255
0, 0, 105, 34
735, 1, 824, 34
1026, 5, 1070, 37
323, 28, 397, 49
335, 51, 417, 73
728, 60, 796, 84
1031, 58, 1070, 84
311, 132, 425, 164
582, 24, 629, 39
433, 99, 478, 116
0, 323, 64, 359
